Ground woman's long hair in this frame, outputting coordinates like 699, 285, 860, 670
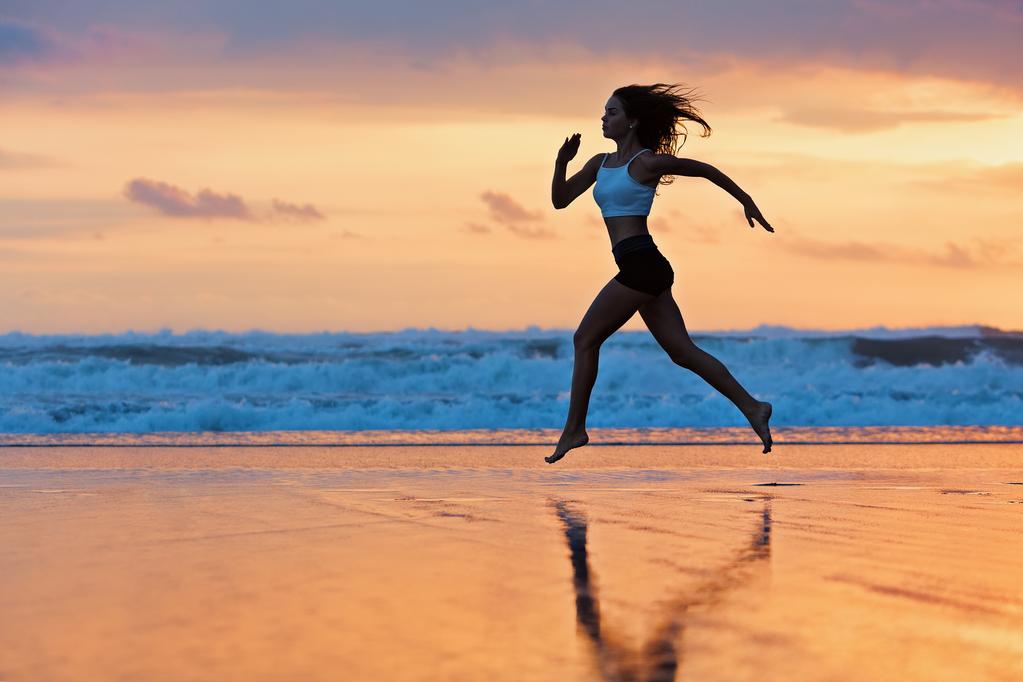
612, 82, 712, 189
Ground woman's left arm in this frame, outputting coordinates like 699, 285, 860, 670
647, 155, 775, 233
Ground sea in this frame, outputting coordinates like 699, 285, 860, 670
1, 324, 1021, 445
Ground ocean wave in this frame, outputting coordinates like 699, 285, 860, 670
0, 325, 1020, 432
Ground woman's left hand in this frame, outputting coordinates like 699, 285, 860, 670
742, 196, 774, 233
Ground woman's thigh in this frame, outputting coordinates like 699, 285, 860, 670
574, 278, 655, 349
637, 289, 698, 360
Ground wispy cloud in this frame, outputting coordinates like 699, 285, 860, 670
721, 154, 1023, 203
270, 199, 324, 223
123, 178, 326, 223
906, 161, 1023, 194
774, 105, 1005, 133
778, 231, 1022, 268
480, 191, 543, 224
477, 190, 554, 239
5, 2, 1023, 98
0, 147, 59, 169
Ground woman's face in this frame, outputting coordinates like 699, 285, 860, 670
601, 96, 632, 139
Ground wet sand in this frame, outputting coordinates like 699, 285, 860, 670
2, 443, 1023, 681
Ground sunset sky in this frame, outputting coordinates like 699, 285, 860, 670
2, 1, 1021, 334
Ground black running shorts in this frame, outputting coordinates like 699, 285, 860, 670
612, 235, 674, 296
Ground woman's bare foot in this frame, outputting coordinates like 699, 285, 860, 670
545, 429, 589, 464
743, 401, 773, 453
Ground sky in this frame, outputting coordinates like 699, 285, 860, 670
1, 0, 1022, 334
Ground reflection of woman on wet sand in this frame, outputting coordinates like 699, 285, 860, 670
547, 83, 774, 464
552, 499, 771, 681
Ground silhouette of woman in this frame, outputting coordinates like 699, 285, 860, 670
546, 83, 774, 464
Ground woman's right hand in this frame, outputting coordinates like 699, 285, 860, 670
557, 133, 581, 164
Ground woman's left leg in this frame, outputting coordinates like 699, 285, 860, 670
546, 278, 656, 463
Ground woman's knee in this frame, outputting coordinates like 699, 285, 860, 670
669, 343, 701, 368
573, 329, 604, 352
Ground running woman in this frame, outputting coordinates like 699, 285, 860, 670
546, 83, 774, 464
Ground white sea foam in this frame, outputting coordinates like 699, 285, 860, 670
0, 325, 1019, 432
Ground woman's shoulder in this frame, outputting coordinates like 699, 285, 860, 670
584, 152, 609, 171
635, 151, 679, 174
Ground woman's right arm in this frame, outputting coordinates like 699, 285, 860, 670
551, 159, 570, 209
551, 134, 601, 209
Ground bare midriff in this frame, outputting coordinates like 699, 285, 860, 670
606, 216, 651, 250
599, 157, 661, 248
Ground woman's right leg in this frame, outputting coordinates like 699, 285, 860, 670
546, 278, 655, 463
638, 289, 773, 453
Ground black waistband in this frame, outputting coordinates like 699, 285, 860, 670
612, 234, 656, 259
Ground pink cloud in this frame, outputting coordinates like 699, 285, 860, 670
124, 178, 252, 220
270, 199, 325, 222
477, 190, 553, 239
123, 178, 328, 223
480, 191, 544, 224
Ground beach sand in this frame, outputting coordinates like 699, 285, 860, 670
2, 443, 1023, 681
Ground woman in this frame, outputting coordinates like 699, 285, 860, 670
546, 82, 774, 464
